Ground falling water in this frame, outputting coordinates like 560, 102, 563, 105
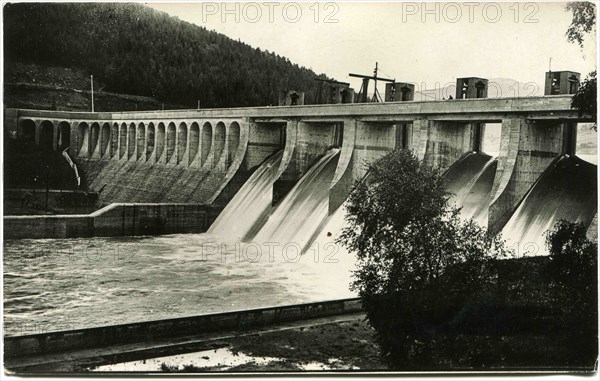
444, 152, 498, 227
251, 149, 340, 251
208, 151, 283, 241
303, 203, 356, 293
501, 155, 597, 256
4, 151, 362, 335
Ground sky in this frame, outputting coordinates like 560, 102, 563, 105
147, 1, 597, 92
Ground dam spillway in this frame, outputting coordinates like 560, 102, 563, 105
5, 97, 597, 246
250, 149, 340, 251
3, 96, 597, 334
444, 152, 498, 227
500, 155, 598, 256
208, 151, 284, 241
6, 95, 595, 235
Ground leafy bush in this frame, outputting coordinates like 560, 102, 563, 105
571, 71, 597, 129
545, 219, 598, 366
546, 219, 597, 317
338, 149, 509, 367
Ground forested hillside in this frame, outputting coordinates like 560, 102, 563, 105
4, 3, 332, 108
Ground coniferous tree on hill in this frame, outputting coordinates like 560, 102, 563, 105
4, 3, 332, 108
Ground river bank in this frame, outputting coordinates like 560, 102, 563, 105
90, 314, 386, 372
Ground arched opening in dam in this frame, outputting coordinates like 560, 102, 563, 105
226, 122, 240, 167
166, 122, 176, 163
39, 120, 54, 149
77, 122, 89, 157
100, 123, 111, 157
19, 119, 36, 143
119, 123, 127, 159
90, 122, 100, 157
127, 122, 137, 159
189, 122, 200, 164
177, 122, 187, 164
156, 122, 166, 162
58, 121, 71, 151
201, 122, 213, 166
146, 123, 155, 159
110, 123, 119, 158
332, 122, 343, 147
213, 122, 226, 166
137, 123, 146, 160
576, 123, 598, 165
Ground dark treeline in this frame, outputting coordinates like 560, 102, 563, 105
4, 3, 332, 108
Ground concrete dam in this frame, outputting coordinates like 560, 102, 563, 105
4, 94, 597, 247
3, 94, 598, 336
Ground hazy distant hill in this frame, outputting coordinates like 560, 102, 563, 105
4, 3, 332, 108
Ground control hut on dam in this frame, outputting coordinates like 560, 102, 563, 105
4, 71, 597, 240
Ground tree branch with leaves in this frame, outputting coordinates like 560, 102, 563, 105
565, 2, 596, 48
565, 2, 597, 127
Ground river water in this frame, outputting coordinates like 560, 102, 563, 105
4, 231, 356, 335
5, 150, 596, 335
4, 150, 356, 336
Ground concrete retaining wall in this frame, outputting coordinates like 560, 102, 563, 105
4, 203, 211, 239
4, 189, 98, 212
4, 298, 362, 358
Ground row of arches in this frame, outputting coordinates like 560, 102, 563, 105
18, 119, 241, 168
19, 119, 71, 150
78, 121, 240, 167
